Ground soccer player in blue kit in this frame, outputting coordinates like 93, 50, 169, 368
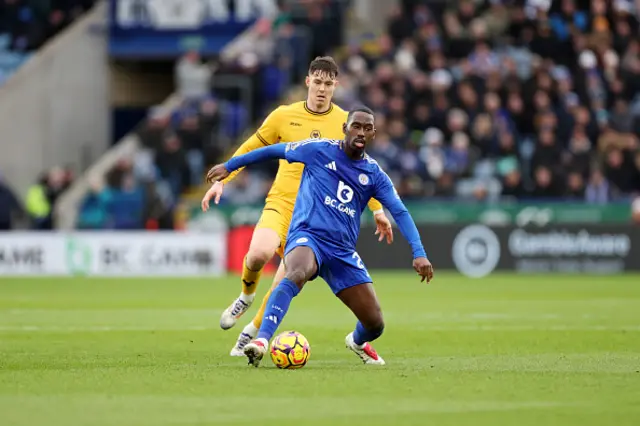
206, 106, 434, 367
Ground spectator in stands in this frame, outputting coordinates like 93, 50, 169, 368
175, 109, 205, 185
104, 172, 144, 229
45, 166, 67, 210
197, 96, 223, 165
565, 170, 586, 199
77, 177, 109, 229
25, 172, 52, 229
222, 172, 270, 206
0, 171, 24, 230
585, 168, 616, 204
137, 107, 171, 150
21, 165, 69, 229
501, 163, 527, 200
174, 50, 214, 101
154, 133, 191, 198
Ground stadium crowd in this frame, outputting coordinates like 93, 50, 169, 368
0, 0, 97, 229
332, 0, 640, 202
0, 0, 97, 84
73, 0, 347, 230
71, 0, 640, 230
0, 165, 74, 230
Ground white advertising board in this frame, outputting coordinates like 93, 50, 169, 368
0, 232, 227, 277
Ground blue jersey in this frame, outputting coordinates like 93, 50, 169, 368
225, 139, 426, 260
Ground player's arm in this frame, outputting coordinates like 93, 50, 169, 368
225, 144, 288, 171
220, 107, 283, 184
373, 169, 434, 282
207, 141, 317, 182
366, 196, 393, 244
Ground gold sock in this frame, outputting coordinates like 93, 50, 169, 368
241, 258, 262, 296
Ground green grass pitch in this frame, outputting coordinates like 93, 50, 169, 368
1, 272, 639, 426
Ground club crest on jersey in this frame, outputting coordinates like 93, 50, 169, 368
359, 174, 370, 185
310, 130, 321, 139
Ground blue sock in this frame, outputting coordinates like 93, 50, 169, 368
353, 321, 384, 346
257, 278, 300, 341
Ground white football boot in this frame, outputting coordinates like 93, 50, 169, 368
345, 332, 386, 365
243, 338, 268, 367
219, 295, 254, 330
229, 322, 258, 356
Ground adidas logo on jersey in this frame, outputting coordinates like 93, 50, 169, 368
325, 161, 337, 171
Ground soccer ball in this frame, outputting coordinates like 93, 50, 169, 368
270, 331, 311, 369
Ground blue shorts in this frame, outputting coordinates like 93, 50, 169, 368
284, 231, 372, 295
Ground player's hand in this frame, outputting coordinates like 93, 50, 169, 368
201, 181, 225, 211
374, 212, 394, 244
206, 163, 230, 183
413, 257, 434, 283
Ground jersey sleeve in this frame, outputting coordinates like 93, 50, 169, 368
373, 167, 427, 259
224, 144, 287, 171
283, 140, 323, 165
222, 107, 283, 184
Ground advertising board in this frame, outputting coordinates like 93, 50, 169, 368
0, 232, 227, 277
356, 224, 640, 277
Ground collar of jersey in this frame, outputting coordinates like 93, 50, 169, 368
304, 101, 333, 116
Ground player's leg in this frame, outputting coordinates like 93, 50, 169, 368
229, 260, 286, 356
243, 244, 319, 367
328, 250, 385, 365
219, 212, 281, 330
337, 282, 386, 365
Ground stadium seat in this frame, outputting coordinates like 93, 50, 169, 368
0, 33, 10, 51
0, 51, 24, 68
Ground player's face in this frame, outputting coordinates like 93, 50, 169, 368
343, 112, 376, 155
305, 71, 337, 110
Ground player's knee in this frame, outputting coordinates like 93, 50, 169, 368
285, 268, 308, 287
245, 247, 273, 269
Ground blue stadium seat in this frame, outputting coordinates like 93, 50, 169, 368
0, 33, 10, 51
0, 51, 25, 68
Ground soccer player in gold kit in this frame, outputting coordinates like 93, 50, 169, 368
202, 57, 393, 356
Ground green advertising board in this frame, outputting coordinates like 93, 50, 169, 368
184, 201, 631, 228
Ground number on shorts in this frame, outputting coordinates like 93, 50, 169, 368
352, 252, 364, 269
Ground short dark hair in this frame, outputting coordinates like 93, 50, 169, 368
308, 56, 339, 78
347, 106, 375, 121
